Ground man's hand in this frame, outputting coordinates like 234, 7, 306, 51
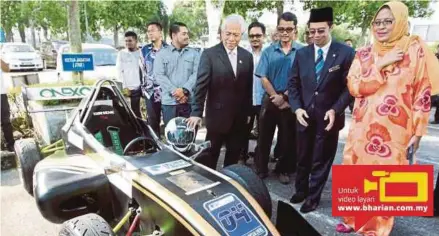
186, 116, 202, 129
278, 100, 290, 110
407, 135, 422, 153
270, 94, 284, 107
295, 108, 309, 127
324, 109, 335, 131
177, 95, 188, 104
123, 88, 131, 97
172, 88, 185, 99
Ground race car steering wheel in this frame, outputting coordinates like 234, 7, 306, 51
123, 136, 159, 155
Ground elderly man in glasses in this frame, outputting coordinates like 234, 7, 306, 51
254, 12, 304, 184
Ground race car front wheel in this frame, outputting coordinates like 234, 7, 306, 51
221, 164, 272, 218
59, 213, 114, 236
14, 138, 41, 195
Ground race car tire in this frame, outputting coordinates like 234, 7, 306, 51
14, 138, 41, 196
221, 164, 272, 218
59, 213, 114, 236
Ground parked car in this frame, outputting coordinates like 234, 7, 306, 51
40, 40, 68, 69
57, 43, 118, 82
0, 42, 43, 71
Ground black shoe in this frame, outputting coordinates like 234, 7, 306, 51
290, 193, 307, 204
300, 200, 318, 213
431, 120, 439, 124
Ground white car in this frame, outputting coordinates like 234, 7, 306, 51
57, 43, 118, 82
0, 42, 43, 71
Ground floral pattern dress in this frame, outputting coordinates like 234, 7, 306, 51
343, 39, 431, 166
342, 39, 432, 235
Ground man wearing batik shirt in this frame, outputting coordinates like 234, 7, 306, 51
141, 22, 168, 135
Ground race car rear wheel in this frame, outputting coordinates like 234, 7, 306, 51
59, 213, 114, 236
14, 138, 41, 195
221, 164, 272, 218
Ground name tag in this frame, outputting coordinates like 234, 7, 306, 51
329, 65, 340, 72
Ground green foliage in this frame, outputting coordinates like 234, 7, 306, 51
0, 1, 21, 33
170, 0, 208, 41
223, 0, 283, 20
98, 1, 164, 32
303, 0, 433, 34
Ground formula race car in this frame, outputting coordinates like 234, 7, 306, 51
15, 79, 318, 236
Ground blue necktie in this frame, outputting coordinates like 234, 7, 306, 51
315, 48, 324, 82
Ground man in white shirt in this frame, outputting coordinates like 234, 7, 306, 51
116, 31, 143, 118
1, 59, 14, 151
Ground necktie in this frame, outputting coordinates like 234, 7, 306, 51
315, 48, 324, 82
228, 50, 237, 77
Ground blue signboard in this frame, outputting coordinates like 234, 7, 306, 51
61, 53, 94, 72
0, 28, 6, 42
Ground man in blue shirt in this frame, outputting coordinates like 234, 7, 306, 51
154, 22, 200, 126
255, 12, 303, 184
141, 22, 168, 136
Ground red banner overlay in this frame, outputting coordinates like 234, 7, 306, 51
332, 165, 434, 231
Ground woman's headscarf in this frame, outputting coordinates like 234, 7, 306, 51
372, 1, 439, 95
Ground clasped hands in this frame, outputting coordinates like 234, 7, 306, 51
270, 92, 290, 110
172, 88, 188, 104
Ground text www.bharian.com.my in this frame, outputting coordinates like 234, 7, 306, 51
337, 205, 429, 213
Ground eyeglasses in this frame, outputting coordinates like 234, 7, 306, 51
372, 19, 394, 27
309, 29, 326, 35
249, 34, 263, 39
277, 27, 295, 33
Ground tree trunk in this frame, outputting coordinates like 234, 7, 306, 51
30, 21, 37, 48
68, 0, 83, 84
113, 25, 119, 48
6, 29, 13, 42
276, 1, 284, 19
43, 26, 49, 41
18, 24, 26, 43
361, 27, 369, 47
205, 0, 225, 47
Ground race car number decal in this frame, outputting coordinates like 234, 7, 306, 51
203, 193, 268, 236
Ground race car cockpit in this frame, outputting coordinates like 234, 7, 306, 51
78, 80, 159, 156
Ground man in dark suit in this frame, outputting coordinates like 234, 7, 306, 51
288, 7, 355, 213
187, 14, 254, 169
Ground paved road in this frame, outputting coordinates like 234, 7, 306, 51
1, 71, 438, 235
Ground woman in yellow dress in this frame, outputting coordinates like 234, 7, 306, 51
336, 1, 439, 235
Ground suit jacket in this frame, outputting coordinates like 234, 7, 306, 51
288, 41, 355, 132
191, 43, 254, 133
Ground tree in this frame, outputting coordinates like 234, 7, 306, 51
67, 0, 83, 84
303, 0, 433, 39
98, 0, 165, 47
170, 0, 208, 41
223, 0, 285, 20
31, 1, 68, 41
0, 1, 21, 41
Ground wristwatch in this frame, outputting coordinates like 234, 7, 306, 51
183, 88, 190, 96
